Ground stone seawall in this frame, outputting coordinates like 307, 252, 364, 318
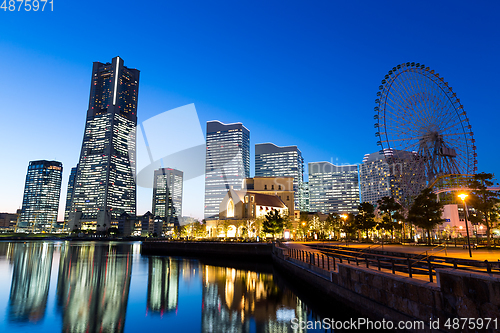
272, 247, 500, 333
141, 241, 272, 260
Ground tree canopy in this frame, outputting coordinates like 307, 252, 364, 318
407, 188, 445, 244
355, 202, 376, 238
262, 209, 285, 239
469, 172, 500, 246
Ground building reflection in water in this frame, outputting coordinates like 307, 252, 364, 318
8, 242, 54, 323
56, 243, 133, 333
147, 257, 179, 315
201, 265, 307, 333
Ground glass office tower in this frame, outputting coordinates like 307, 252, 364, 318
204, 121, 250, 219
255, 143, 304, 211
308, 162, 360, 214
299, 181, 310, 212
18, 160, 63, 232
152, 168, 183, 225
63, 165, 78, 224
69, 57, 140, 231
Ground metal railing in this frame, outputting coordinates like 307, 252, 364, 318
275, 243, 500, 282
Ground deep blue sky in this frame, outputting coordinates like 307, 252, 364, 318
1, 1, 499, 220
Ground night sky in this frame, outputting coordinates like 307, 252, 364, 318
1, 0, 498, 220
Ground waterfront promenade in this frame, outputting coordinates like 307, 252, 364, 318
294, 241, 500, 261
273, 241, 500, 333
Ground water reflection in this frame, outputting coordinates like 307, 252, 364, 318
56, 243, 133, 333
9, 242, 54, 323
201, 265, 307, 332
147, 257, 179, 315
0, 241, 350, 332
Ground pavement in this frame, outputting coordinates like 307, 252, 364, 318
288, 241, 500, 262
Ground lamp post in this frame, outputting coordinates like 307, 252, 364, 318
458, 193, 472, 258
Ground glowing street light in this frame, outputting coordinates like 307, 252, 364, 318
340, 214, 348, 246
458, 193, 472, 258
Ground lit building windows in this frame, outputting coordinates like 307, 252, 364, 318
18, 160, 63, 232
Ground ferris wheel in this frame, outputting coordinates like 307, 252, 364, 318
374, 62, 477, 204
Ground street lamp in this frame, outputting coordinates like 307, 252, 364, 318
458, 193, 472, 258
340, 214, 348, 246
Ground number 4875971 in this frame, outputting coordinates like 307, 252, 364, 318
1, 0, 53, 11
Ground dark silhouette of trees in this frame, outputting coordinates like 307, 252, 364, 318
469, 172, 500, 246
355, 202, 376, 240
377, 196, 404, 240
407, 188, 445, 245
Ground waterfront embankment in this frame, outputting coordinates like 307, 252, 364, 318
142, 240, 273, 261
273, 243, 500, 333
143, 240, 500, 333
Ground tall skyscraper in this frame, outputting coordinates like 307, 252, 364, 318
255, 143, 304, 211
18, 160, 63, 232
204, 121, 250, 219
63, 165, 78, 223
152, 168, 183, 225
69, 57, 140, 231
308, 162, 360, 214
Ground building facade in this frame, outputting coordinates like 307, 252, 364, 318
255, 143, 303, 211
242, 177, 294, 216
359, 151, 394, 206
359, 149, 423, 208
69, 57, 140, 231
204, 121, 250, 219
0, 210, 20, 230
64, 166, 78, 224
18, 160, 63, 232
152, 168, 183, 226
308, 162, 360, 214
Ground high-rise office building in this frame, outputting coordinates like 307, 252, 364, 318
300, 181, 310, 212
63, 166, 78, 223
360, 149, 421, 207
204, 121, 250, 219
255, 143, 304, 211
18, 160, 63, 232
152, 168, 183, 225
69, 57, 139, 231
360, 151, 395, 206
308, 162, 360, 214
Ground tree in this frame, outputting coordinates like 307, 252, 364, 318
262, 209, 285, 239
309, 214, 323, 238
377, 196, 403, 240
298, 212, 310, 239
325, 213, 341, 239
244, 219, 255, 239
407, 188, 445, 245
355, 202, 376, 240
342, 213, 357, 240
469, 172, 500, 247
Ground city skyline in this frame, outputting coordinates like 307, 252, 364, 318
1, 1, 499, 221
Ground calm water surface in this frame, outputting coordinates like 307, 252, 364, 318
0, 241, 359, 332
